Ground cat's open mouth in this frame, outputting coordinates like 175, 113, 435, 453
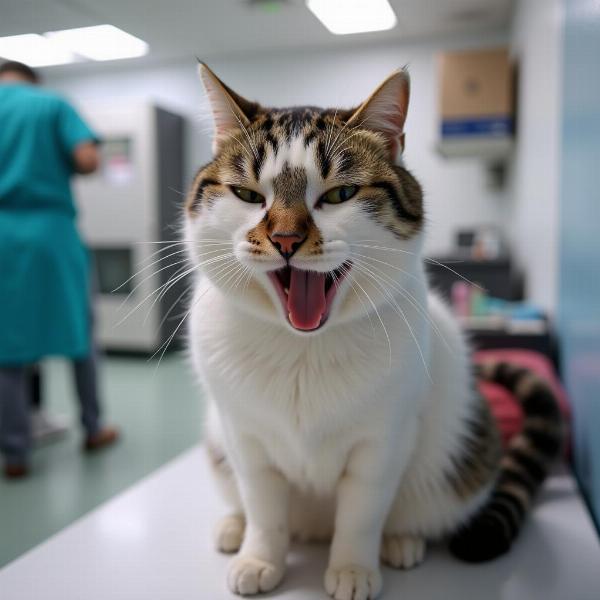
267, 263, 351, 331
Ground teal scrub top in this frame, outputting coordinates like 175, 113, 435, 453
0, 82, 99, 365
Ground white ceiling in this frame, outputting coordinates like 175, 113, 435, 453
0, 0, 513, 72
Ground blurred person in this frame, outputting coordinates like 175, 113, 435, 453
0, 61, 118, 479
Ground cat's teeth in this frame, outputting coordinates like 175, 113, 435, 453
284, 287, 289, 295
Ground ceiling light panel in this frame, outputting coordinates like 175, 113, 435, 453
45, 25, 149, 61
307, 0, 397, 35
0, 33, 76, 67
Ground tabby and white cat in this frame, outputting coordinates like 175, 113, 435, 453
185, 64, 562, 599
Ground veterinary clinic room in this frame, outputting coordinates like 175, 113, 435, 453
1, 0, 599, 598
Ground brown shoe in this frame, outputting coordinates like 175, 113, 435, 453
4, 463, 30, 479
84, 426, 120, 452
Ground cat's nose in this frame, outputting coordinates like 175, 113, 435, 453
269, 231, 306, 260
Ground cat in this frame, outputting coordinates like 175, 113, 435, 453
185, 63, 562, 599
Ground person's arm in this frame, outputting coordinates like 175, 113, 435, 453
56, 98, 101, 174
73, 141, 100, 175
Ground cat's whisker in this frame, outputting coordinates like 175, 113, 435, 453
150, 310, 190, 374
229, 267, 247, 294
325, 114, 352, 160
329, 122, 370, 163
346, 274, 392, 372
116, 245, 230, 304
332, 265, 376, 339
168, 186, 186, 198
352, 256, 452, 353
423, 257, 484, 290
117, 257, 191, 308
223, 131, 254, 162
141, 242, 227, 268
323, 108, 339, 158
222, 129, 254, 158
141, 242, 188, 263
113, 247, 194, 294
352, 264, 432, 381
116, 261, 198, 329
211, 265, 242, 301
241, 266, 254, 296
330, 134, 373, 167
349, 251, 421, 283
351, 243, 416, 257
224, 98, 260, 162
134, 240, 197, 245
329, 144, 354, 164
150, 255, 243, 373
117, 253, 235, 326
327, 116, 370, 162
156, 284, 193, 332
143, 263, 197, 326
151, 256, 238, 339
352, 242, 483, 290
233, 265, 251, 293
352, 256, 449, 357
156, 254, 237, 305
222, 263, 248, 295
195, 241, 235, 247
137, 247, 189, 269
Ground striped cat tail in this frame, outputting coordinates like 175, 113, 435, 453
449, 361, 564, 562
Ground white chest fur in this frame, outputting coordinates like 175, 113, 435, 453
190, 279, 435, 495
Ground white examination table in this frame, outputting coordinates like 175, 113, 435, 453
1, 447, 599, 599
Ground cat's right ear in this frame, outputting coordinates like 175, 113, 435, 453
346, 68, 410, 160
199, 63, 260, 154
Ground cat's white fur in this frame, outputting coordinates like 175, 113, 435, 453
186, 69, 489, 600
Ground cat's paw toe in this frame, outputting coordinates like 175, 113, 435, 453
227, 555, 284, 596
324, 565, 382, 600
214, 514, 245, 553
380, 534, 426, 569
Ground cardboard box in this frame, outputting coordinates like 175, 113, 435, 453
438, 47, 514, 139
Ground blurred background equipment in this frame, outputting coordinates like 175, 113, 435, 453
74, 104, 186, 352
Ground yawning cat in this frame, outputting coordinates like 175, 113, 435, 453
185, 64, 562, 599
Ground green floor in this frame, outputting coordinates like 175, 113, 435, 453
0, 354, 204, 568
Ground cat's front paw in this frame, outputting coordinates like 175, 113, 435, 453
380, 534, 426, 569
324, 565, 382, 600
227, 555, 284, 596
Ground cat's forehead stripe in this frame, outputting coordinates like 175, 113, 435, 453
315, 139, 331, 180
272, 163, 307, 206
259, 134, 312, 186
246, 107, 346, 184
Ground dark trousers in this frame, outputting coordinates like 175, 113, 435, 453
0, 350, 102, 466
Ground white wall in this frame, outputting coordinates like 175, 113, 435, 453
46, 32, 508, 256
507, 0, 563, 313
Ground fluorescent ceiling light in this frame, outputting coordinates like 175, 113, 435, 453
0, 33, 76, 67
307, 0, 397, 35
45, 25, 148, 61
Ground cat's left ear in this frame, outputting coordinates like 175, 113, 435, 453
199, 62, 261, 154
347, 68, 410, 160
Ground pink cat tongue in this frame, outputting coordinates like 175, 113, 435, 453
287, 267, 326, 330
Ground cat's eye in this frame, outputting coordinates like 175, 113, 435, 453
319, 185, 359, 205
231, 186, 265, 205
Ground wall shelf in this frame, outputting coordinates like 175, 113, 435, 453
436, 136, 514, 160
